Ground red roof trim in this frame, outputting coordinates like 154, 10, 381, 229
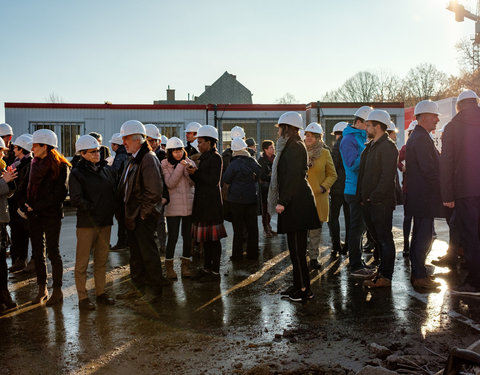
4, 103, 208, 110
306, 102, 404, 109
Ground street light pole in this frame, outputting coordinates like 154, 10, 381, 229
447, 0, 480, 44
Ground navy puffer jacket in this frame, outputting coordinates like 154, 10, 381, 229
222, 154, 261, 205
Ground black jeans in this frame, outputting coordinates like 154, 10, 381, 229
204, 240, 222, 273
9, 211, 30, 262
156, 207, 167, 252
0, 224, 8, 290
455, 197, 480, 288
127, 216, 164, 295
328, 194, 350, 250
362, 203, 395, 280
410, 216, 433, 279
231, 202, 259, 258
344, 194, 366, 270
28, 215, 63, 288
114, 205, 127, 246
402, 196, 413, 252
166, 216, 192, 259
287, 230, 310, 290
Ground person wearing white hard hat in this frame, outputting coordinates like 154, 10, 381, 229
188, 125, 226, 281
357, 110, 398, 288
0, 137, 18, 311
108, 132, 129, 251
7, 135, 33, 273
222, 126, 254, 174
303, 122, 337, 268
405, 100, 445, 291
328, 122, 350, 256
258, 140, 276, 237
160, 137, 196, 279
69, 135, 116, 310
397, 120, 417, 257
340, 105, 375, 279
440, 89, 480, 295
185, 122, 202, 157
27, 129, 71, 306
89, 132, 111, 161
0, 123, 14, 166
161, 135, 168, 151
268, 112, 320, 302
386, 121, 399, 142
144, 124, 163, 157
222, 137, 262, 261
117, 120, 166, 303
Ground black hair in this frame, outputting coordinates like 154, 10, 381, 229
89, 132, 101, 141
261, 140, 274, 152
371, 120, 387, 132
166, 147, 186, 166
200, 136, 217, 148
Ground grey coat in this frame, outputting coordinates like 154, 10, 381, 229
0, 178, 15, 224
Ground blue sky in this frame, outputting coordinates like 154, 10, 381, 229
0, 0, 476, 122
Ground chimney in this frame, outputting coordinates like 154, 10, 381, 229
167, 87, 175, 101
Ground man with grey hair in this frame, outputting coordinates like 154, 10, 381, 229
117, 120, 166, 304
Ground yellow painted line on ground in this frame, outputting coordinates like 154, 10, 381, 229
67, 340, 135, 375
194, 250, 289, 312
310, 258, 340, 284
1, 266, 131, 320
333, 258, 349, 275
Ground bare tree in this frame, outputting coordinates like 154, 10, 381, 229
276, 92, 298, 104
374, 71, 404, 102
403, 63, 449, 103
46, 92, 64, 103
456, 37, 480, 73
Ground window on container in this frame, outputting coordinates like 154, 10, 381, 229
220, 120, 257, 151
145, 123, 182, 139
30, 122, 83, 158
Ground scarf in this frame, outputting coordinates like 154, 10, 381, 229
267, 136, 289, 216
232, 149, 251, 158
306, 140, 324, 169
27, 157, 51, 201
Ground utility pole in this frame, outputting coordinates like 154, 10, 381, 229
447, 0, 480, 44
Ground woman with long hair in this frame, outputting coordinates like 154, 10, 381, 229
161, 137, 196, 279
187, 126, 226, 281
26, 129, 70, 306
268, 112, 321, 302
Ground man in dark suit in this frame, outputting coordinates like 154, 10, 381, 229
405, 100, 446, 291
440, 89, 480, 296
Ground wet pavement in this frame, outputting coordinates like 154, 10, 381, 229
1, 207, 480, 374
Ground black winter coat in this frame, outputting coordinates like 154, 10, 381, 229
112, 145, 129, 176
69, 158, 117, 228
185, 142, 199, 157
357, 134, 398, 209
440, 101, 480, 202
190, 148, 224, 224
277, 135, 321, 233
11, 155, 32, 212
330, 136, 346, 196
222, 155, 261, 205
405, 126, 446, 218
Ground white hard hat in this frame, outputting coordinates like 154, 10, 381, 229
414, 100, 440, 116
231, 137, 248, 151
185, 122, 202, 133
161, 135, 168, 145
144, 124, 161, 140
366, 110, 391, 127
32, 129, 58, 148
387, 121, 398, 133
407, 120, 417, 132
354, 106, 374, 121
196, 125, 219, 140
108, 132, 123, 145
0, 123, 13, 137
230, 126, 246, 139
0, 138, 8, 150
331, 121, 348, 135
305, 122, 324, 135
457, 89, 479, 102
76, 135, 100, 153
277, 112, 303, 129
166, 136, 184, 149
13, 134, 33, 151
120, 120, 146, 137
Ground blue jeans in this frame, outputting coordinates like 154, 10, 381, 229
362, 203, 395, 280
410, 216, 433, 279
455, 197, 480, 288
344, 194, 365, 270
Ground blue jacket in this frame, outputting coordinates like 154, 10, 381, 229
340, 125, 366, 195
222, 155, 261, 205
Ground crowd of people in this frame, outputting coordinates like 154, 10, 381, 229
0, 88, 479, 312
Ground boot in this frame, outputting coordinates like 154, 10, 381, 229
32, 284, 48, 304
181, 257, 193, 278
46, 287, 63, 306
8, 258, 26, 273
1, 290, 17, 310
267, 224, 277, 235
165, 259, 178, 280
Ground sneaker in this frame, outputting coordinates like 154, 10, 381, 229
451, 283, 480, 296
288, 289, 306, 302
305, 289, 314, 299
350, 267, 376, 279
363, 276, 392, 288
280, 285, 296, 297
309, 259, 322, 270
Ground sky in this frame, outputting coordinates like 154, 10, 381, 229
0, 0, 477, 122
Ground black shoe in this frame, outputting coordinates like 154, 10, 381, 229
96, 293, 115, 305
8, 259, 26, 273
79, 298, 96, 311
451, 283, 480, 296
198, 271, 221, 282
0, 290, 17, 310
340, 243, 348, 255
432, 254, 457, 268
309, 259, 322, 269
280, 285, 296, 297
110, 243, 127, 251
288, 289, 310, 302
363, 241, 375, 252
305, 289, 314, 300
